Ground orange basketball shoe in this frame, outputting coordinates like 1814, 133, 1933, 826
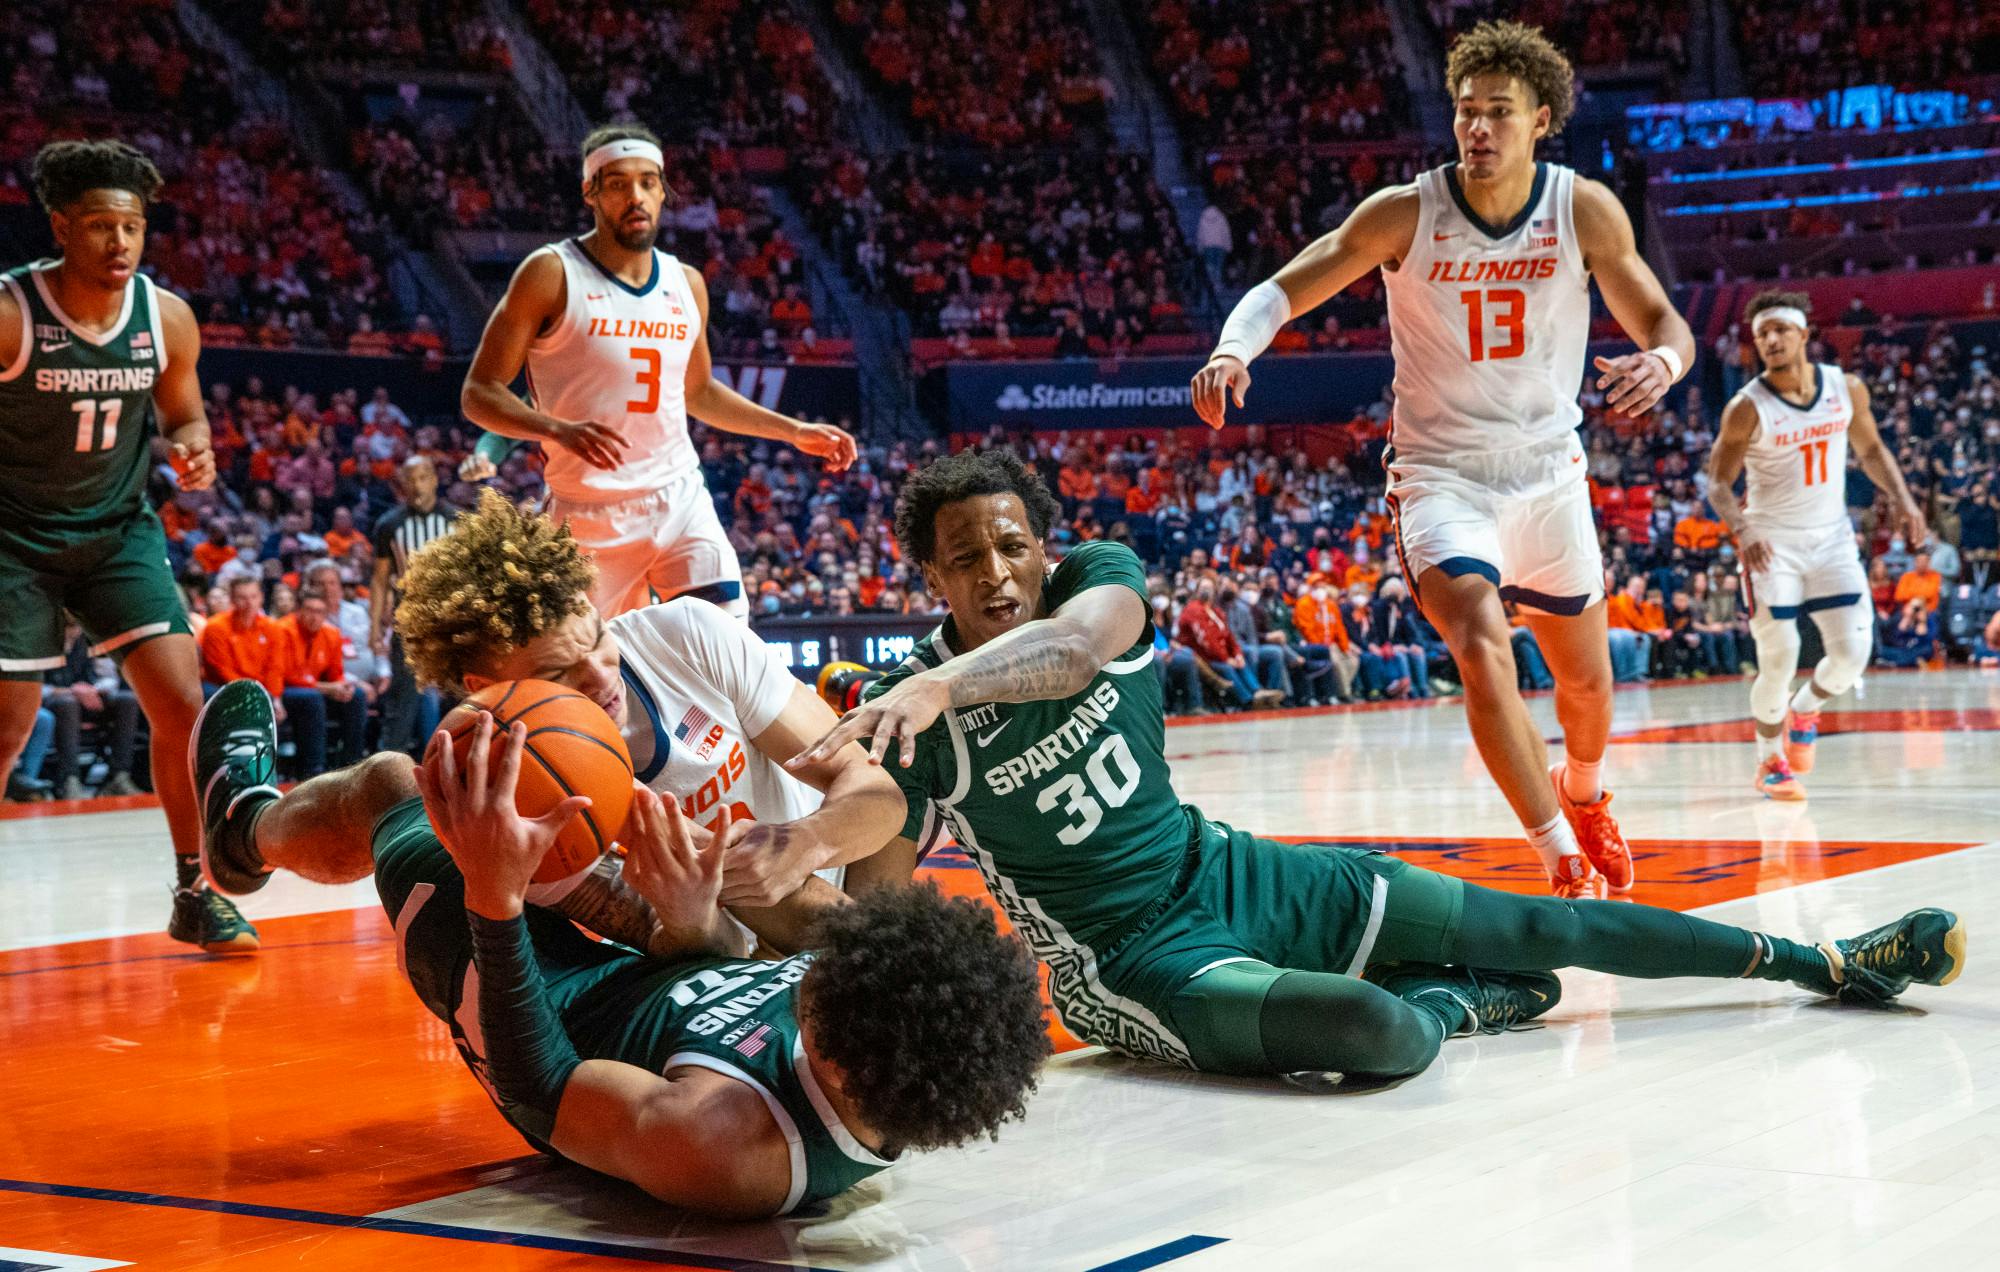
1549, 853, 1603, 900
1756, 754, 1807, 801
1785, 711, 1820, 774
1551, 764, 1634, 893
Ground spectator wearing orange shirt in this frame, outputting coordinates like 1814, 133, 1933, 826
1892, 551, 1942, 613
1673, 510, 1727, 552
1292, 576, 1360, 701
1603, 574, 1655, 683
200, 577, 329, 776
278, 593, 368, 772
321, 506, 369, 564
1058, 457, 1099, 506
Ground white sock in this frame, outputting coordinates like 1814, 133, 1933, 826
1562, 755, 1602, 805
1755, 728, 1785, 760
1525, 812, 1580, 873
1788, 681, 1828, 718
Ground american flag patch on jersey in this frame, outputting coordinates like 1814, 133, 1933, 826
674, 705, 718, 758
734, 1025, 773, 1058
131, 331, 152, 347
1529, 215, 1558, 248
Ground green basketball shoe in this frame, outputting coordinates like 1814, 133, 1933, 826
1373, 963, 1563, 1035
168, 884, 260, 954
190, 680, 282, 896
1819, 908, 1966, 1005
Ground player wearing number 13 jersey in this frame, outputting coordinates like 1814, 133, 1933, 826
1193, 22, 1698, 898
1706, 291, 1924, 800
461, 122, 856, 621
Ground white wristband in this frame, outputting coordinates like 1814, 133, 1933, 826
1647, 344, 1685, 384
1212, 280, 1291, 366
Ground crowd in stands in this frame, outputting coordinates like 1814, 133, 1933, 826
526, 0, 834, 150
797, 148, 1198, 346
830, 0, 1111, 150
1734, 0, 1996, 98
1427, 0, 1689, 87
4, 0, 410, 352
1125, 0, 1409, 149
208, 0, 511, 74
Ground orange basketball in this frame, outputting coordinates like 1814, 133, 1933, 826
437, 679, 634, 884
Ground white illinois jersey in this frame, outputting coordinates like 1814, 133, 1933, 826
610, 598, 822, 832
1382, 162, 1590, 459
526, 238, 702, 502
1737, 363, 1854, 534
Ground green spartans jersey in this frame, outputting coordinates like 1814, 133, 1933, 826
559, 950, 894, 1212
370, 800, 891, 1214
0, 262, 166, 543
866, 540, 1200, 1065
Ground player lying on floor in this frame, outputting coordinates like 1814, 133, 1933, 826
772, 450, 1965, 1079
198, 686, 1048, 1215
198, 489, 912, 953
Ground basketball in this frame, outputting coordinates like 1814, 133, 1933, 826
436, 679, 634, 884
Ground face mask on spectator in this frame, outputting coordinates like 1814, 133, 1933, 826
1242, 590, 1260, 607
1890, 538, 1907, 552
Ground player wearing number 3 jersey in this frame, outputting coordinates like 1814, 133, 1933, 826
1192, 22, 1698, 899
461, 122, 856, 620
784, 450, 1964, 1081
1706, 291, 1924, 800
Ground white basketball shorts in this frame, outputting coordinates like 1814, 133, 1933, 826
549, 468, 743, 618
1385, 432, 1604, 617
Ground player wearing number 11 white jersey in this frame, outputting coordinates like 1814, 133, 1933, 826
1706, 291, 1925, 801
461, 123, 856, 621
1192, 21, 1697, 900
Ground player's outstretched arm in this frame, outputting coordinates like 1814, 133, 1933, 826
1706, 395, 1768, 573
1192, 186, 1416, 428
680, 267, 855, 470
1846, 375, 1927, 548
153, 290, 215, 491
1576, 179, 1696, 417
552, 1059, 794, 1217
789, 582, 1149, 770
721, 680, 909, 907
461, 250, 628, 470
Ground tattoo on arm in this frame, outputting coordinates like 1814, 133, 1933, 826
941, 627, 1090, 707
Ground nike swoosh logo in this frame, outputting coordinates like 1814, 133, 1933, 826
1530, 988, 1549, 1002
975, 719, 1013, 747
585, 293, 608, 301
1433, 232, 1457, 241
38, 342, 70, 353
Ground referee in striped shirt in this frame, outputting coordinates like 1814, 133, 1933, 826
370, 455, 458, 755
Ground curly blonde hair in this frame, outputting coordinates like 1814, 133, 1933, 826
395, 490, 596, 691
1445, 20, 1576, 137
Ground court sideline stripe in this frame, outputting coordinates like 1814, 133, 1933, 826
0, 1178, 829, 1271
1083, 1234, 1229, 1271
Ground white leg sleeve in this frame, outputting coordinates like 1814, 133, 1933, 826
1749, 614, 1802, 724
1805, 602, 1874, 699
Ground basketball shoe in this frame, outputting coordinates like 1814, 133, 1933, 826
1549, 852, 1604, 900
1785, 711, 1820, 774
1550, 764, 1634, 893
191, 680, 281, 897
1815, 908, 1966, 1005
1373, 964, 1563, 1035
1755, 754, 1806, 801
168, 881, 259, 954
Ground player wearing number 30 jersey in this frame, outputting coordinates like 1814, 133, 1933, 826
461, 122, 856, 621
1191, 21, 1698, 900
1706, 291, 1925, 800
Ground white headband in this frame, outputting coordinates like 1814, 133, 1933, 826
1752, 306, 1809, 335
582, 139, 664, 184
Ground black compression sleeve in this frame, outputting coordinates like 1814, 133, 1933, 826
467, 911, 584, 1146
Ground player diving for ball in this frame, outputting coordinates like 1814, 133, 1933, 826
1705, 290, 1927, 800
772, 450, 1964, 1081
188, 491, 1048, 1215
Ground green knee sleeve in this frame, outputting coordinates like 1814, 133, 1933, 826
1168, 961, 1450, 1077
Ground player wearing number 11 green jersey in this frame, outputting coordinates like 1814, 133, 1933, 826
0, 139, 255, 953
785, 451, 1966, 1080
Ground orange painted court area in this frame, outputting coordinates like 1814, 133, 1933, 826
2, 828, 1971, 1269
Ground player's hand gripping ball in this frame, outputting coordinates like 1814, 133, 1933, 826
434, 679, 635, 883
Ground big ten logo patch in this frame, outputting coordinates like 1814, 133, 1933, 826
679, 740, 751, 834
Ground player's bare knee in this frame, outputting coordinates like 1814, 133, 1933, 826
355, 751, 420, 822
1455, 629, 1518, 695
